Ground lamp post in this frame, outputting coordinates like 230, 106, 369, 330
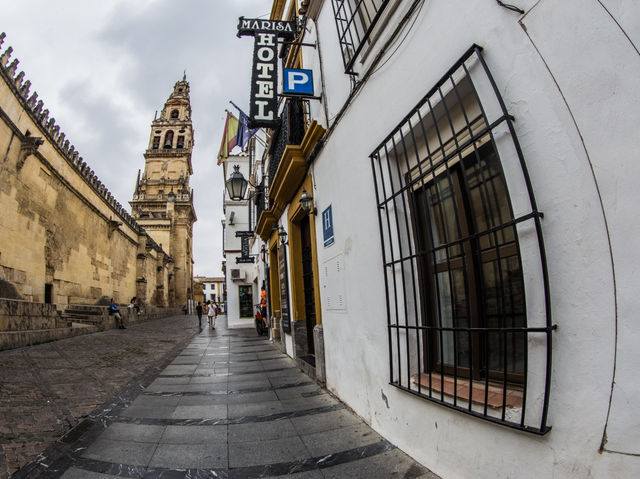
225, 165, 248, 201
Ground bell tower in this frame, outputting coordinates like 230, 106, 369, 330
130, 75, 197, 307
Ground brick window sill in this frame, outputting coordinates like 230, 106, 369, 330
411, 373, 523, 409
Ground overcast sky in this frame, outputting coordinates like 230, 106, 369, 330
3, 0, 272, 277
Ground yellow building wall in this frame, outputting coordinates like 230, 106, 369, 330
0, 61, 173, 307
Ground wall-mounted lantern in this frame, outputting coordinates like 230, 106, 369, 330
299, 188, 316, 215
278, 225, 288, 245
225, 165, 248, 201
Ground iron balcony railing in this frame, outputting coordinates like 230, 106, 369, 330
268, 98, 307, 185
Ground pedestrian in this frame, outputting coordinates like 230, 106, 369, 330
109, 298, 125, 329
260, 286, 267, 322
196, 302, 203, 329
129, 296, 141, 315
207, 300, 216, 329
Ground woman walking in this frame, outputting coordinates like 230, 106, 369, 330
207, 301, 216, 329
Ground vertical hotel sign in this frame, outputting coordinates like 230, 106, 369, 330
237, 17, 296, 128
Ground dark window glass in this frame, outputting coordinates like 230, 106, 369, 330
239, 285, 253, 318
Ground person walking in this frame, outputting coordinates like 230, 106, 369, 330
260, 286, 267, 322
109, 298, 125, 329
196, 302, 203, 329
207, 300, 216, 329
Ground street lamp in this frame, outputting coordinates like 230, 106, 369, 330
299, 188, 316, 214
225, 165, 248, 201
278, 225, 288, 245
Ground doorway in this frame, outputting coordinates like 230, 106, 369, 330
44, 283, 53, 304
300, 215, 316, 358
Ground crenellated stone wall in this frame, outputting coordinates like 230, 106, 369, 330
0, 32, 181, 348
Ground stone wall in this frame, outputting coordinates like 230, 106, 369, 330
0, 298, 182, 351
0, 33, 177, 312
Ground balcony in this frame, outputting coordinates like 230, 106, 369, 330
255, 99, 325, 241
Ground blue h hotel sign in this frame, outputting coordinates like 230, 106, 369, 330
322, 205, 334, 248
237, 17, 296, 128
283, 68, 314, 96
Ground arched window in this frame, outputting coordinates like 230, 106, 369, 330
170, 109, 179, 119
177, 135, 185, 149
152, 136, 160, 149
164, 131, 174, 149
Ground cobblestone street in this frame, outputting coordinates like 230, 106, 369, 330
0, 314, 197, 478
0, 315, 437, 478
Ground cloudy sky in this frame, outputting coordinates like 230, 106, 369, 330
3, 0, 272, 276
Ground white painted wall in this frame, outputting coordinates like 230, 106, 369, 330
304, 0, 640, 477
223, 154, 256, 322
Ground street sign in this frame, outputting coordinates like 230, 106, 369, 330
283, 68, 314, 96
322, 205, 334, 247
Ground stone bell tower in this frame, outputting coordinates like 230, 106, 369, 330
130, 75, 197, 307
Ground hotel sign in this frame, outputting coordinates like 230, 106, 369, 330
237, 17, 296, 128
235, 231, 255, 264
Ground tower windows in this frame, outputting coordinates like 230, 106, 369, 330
177, 135, 185, 149
170, 109, 179, 119
164, 130, 174, 149
152, 136, 160, 149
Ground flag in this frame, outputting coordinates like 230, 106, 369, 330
230, 101, 259, 151
217, 111, 239, 165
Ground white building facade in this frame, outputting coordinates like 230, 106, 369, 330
243, 1, 640, 477
222, 140, 268, 327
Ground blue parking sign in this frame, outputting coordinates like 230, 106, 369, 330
283, 68, 314, 96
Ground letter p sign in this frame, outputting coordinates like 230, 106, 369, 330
283, 68, 314, 96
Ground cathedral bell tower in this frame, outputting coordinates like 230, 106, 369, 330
130, 75, 197, 307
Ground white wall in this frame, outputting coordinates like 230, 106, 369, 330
308, 0, 640, 477
223, 155, 255, 322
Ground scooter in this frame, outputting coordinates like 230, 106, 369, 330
255, 305, 268, 336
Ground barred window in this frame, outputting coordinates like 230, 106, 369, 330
371, 45, 554, 434
331, 0, 390, 74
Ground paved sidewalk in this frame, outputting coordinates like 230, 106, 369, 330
4, 315, 439, 478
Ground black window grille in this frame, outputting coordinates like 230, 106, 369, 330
370, 45, 554, 434
331, 0, 390, 74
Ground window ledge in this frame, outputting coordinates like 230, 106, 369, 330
411, 373, 523, 409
